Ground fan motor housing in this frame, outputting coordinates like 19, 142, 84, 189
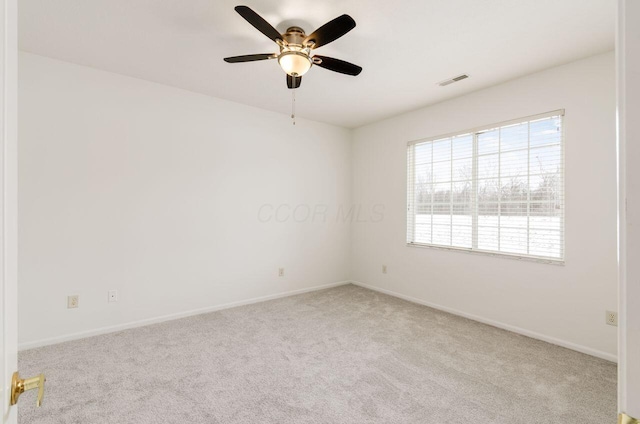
283, 26, 307, 46
277, 26, 313, 76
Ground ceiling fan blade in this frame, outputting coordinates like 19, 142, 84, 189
304, 15, 356, 49
287, 74, 302, 89
234, 6, 282, 43
313, 55, 362, 76
224, 54, 276, 63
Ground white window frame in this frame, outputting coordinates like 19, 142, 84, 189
406, 110, 565, 265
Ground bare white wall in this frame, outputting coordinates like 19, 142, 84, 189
351, 51, 618, 360
19, 51, 619, 362
18, 53, 352, 348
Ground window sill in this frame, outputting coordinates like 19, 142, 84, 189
406, 242, 565, 266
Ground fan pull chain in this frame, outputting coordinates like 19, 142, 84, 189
291, 89, 296, 126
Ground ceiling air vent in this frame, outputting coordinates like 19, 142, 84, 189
438, 74, 469, 87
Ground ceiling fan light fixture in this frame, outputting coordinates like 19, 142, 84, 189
225, 6, 361, 88
278, 51, 312, 77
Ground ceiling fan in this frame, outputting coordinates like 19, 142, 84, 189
224, 6, 362, 89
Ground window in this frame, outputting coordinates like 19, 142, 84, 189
407, 110, 564, 262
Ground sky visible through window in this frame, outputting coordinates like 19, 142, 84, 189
409, 115, 563, 260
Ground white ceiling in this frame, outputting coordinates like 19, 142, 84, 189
19, 0, 614, 128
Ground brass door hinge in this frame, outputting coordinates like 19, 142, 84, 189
620, 413, 640, 424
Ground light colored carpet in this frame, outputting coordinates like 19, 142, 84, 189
19, 284, 616, 423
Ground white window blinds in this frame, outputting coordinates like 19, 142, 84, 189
407, 111, 564, 262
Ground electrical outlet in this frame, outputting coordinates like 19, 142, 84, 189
382, 265, 387, 274
278, 268, 284, 277
108, 290, 118, 302
67, 295, 79, 309
606, 310, 618, 326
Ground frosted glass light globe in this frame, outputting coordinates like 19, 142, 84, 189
278, 51, 312, 76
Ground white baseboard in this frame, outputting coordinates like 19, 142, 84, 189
19, 281, 351, 351
21, 279, 617, 363
350, 280, 618, 363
